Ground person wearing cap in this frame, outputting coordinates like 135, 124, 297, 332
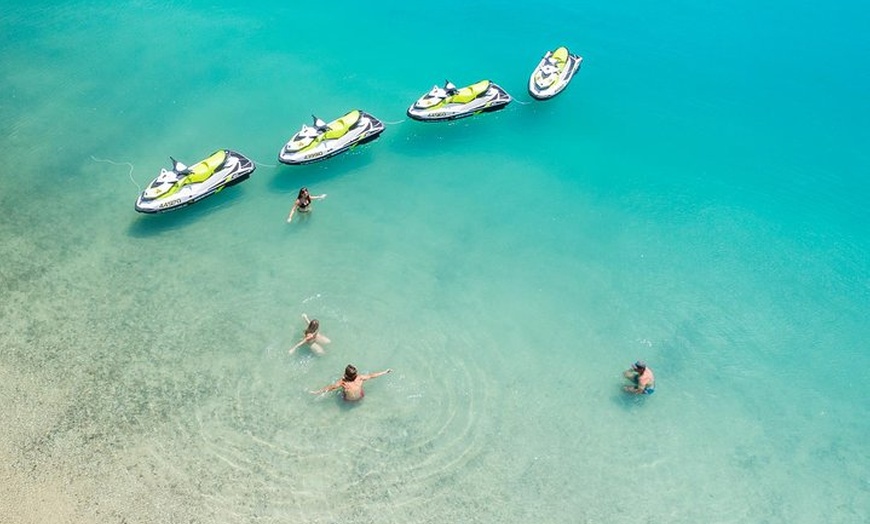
623, 361, 655, 395
311, 365, 392, 401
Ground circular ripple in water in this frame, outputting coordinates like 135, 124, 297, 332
120, 318, 503, 523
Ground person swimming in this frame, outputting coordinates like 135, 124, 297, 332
623, 360, 655, 395
310, 364, 392, 401
286, 187, 327, 223
289, 314, 331, 355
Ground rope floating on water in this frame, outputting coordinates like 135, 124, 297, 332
91, 155, 139, 190
251, 158, 278, 168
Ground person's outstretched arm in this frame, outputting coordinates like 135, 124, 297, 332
310, 380, 342, 395
361, 369, 392, 381
312, 193, 327, 200
286, 202, 299, 223
289, 338, 306, 354
289, 332, 314, 353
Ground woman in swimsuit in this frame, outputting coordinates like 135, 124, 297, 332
289, 314, 331, 355
311, 365, 392, 401
286, 187, 327, 223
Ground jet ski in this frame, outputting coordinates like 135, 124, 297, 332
407, 80, 512, 121
528, 46, 583, 100
134, 149, 255, 213
278, 110, 385, 165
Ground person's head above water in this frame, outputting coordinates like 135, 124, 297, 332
344, 365, 358, 382
305, 318, 319, 334
298, 187, 309, 199
632, 361, 647, 372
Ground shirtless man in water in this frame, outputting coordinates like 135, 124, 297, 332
311, 365, 392, 401
623, 361, 655, 395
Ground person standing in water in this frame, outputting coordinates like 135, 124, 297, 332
623, 360, 655, 395
311, 365, 392, 401
286, 187, 326, 223
289, 314, 331, 355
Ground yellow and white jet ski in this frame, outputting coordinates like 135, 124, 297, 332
528, 46, 583, 100
134, 149, 255, 213
278, 110, 385, 165
407, 80, 512, 121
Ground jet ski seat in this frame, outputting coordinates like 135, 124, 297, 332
324, 110, 361, 140
450, 80, 490, 104
183, 150, 227, 184
551, 47, 568, 68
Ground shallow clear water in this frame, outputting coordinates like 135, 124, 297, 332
1, 1, 868, 523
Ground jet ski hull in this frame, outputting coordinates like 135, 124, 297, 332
407, 82, 512, 121
528, 49, 583, 100
278, 110, 385, 165
134, 150, 255, 214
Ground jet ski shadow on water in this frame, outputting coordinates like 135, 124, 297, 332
134, 149, 255, 213
528, 46, 583, 100
407, 80, 512, 121
278, 110, 385, 165
128, 187, 245, 237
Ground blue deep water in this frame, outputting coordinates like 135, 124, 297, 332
1, 1, 868, 522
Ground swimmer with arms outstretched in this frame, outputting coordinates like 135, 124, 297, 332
289, 314, 331, 355
287, 187, 326, 223
311, 365, 392, 401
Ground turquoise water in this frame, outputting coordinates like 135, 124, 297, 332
1, 1, 868, 522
